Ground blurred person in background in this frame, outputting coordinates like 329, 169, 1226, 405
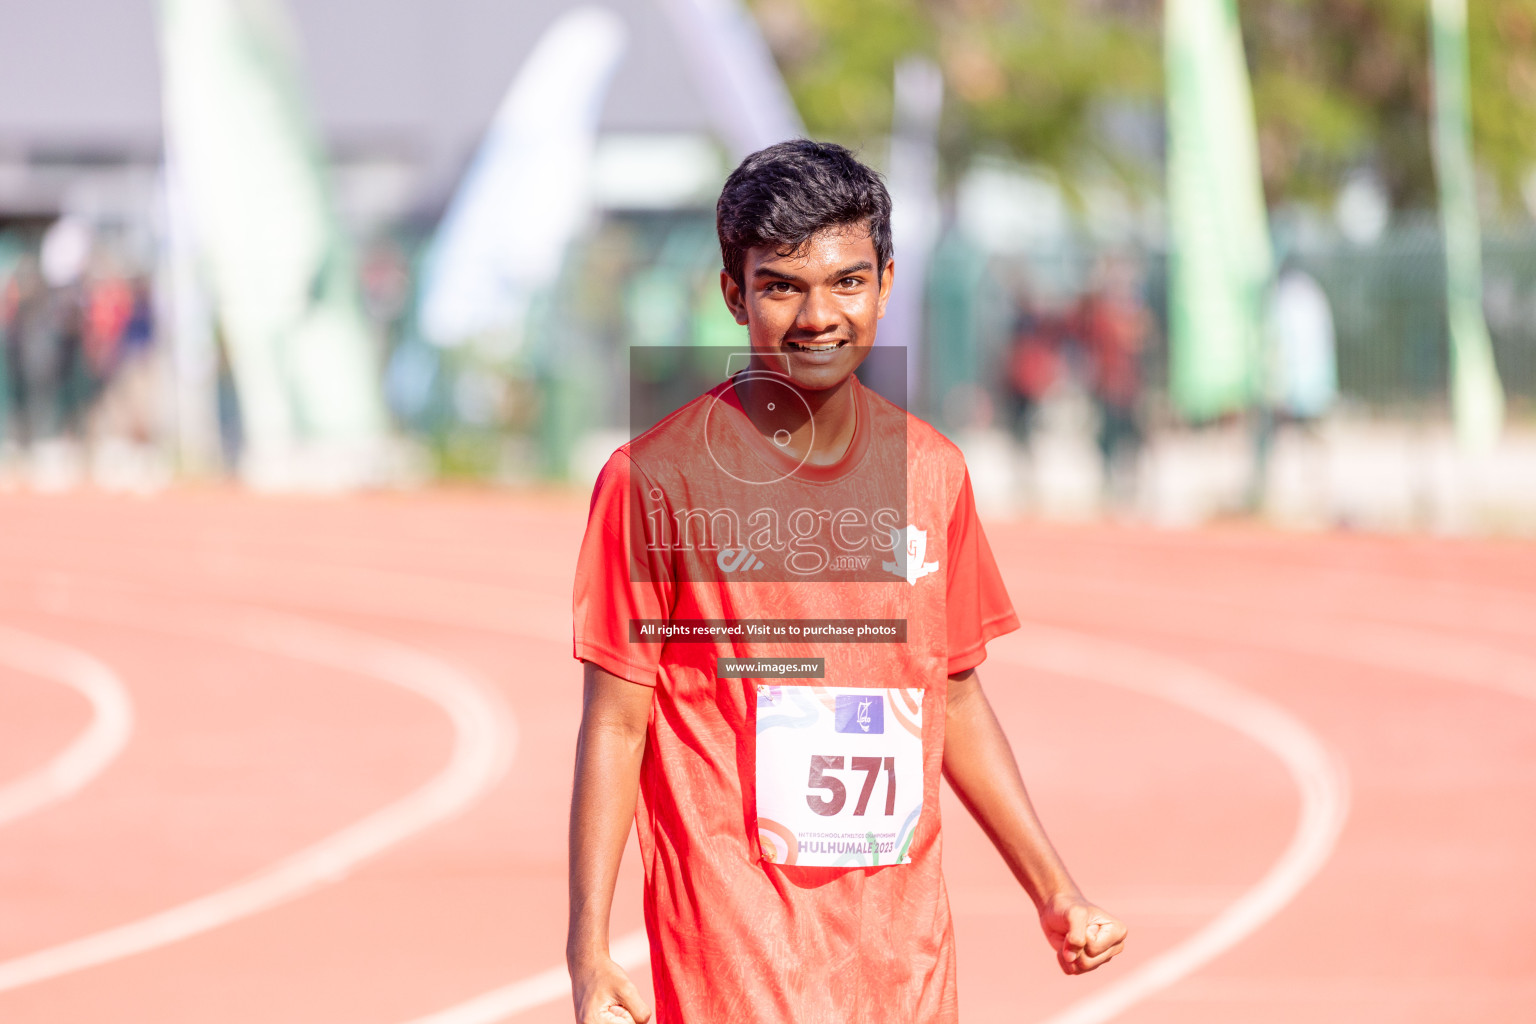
86, 268, 160, 468
2, 252, 76, 450
1267, 258, 1337, 427
1072, 251, 1149, 511
79, 252, 132, 441
361, 238, 412, 350
1005, 292, 1063, 451
1256, 257, 1338, 519
0, 253, 23, 450
1003, 289, 1065, 510
41, 221, 93, 460
3, 233, 161, 485
83, 255, 135, 383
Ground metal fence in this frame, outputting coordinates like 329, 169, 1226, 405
440, 211, 1536, 478
921, 218, 1536, 432
1296, 221, 1536, 413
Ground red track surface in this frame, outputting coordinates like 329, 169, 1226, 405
0, 490, 1532, 1022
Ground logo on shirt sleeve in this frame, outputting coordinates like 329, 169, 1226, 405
835, 693, 883, 734
882, 525, 940, 586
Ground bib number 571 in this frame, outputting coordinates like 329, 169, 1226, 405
805, 755, 897, 817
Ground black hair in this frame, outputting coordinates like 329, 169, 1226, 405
716, 139, 893, 289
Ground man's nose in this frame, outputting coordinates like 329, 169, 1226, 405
794, 287, 839, 334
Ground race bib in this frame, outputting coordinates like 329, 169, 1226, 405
755, 684, 924, 867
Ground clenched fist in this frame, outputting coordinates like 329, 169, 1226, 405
1040, 893, 1127, 975
570, 954, 652, 1024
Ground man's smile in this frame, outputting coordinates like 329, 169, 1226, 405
783, 338, 850, 356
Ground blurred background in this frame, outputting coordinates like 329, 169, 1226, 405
3, 6, 1535, 1023
1, 0, 1534, 529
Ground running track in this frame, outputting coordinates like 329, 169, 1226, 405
0, 490, 1532, 1022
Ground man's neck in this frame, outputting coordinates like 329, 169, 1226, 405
733, 372, 859, 467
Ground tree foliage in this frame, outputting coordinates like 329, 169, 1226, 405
749, 0, 1161, 182
1245, 0, 1536, 211
748, 0, 1536, 213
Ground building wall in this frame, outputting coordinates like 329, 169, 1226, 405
0, 0, 714, 215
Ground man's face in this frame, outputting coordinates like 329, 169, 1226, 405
720, 224, 894, 392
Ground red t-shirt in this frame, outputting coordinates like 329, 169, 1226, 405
573, 375, 1018, 1023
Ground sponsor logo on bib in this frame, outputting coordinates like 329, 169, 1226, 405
835, 694, 882, 734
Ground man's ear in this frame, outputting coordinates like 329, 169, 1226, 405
876, 259, 896, 320
719, 269, 750, 326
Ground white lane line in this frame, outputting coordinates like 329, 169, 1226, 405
1020, 568, 1536, 689
0, 625, 133, 829
399, 931, 652, 1024
0, 610, 516, 993
1249, 617, 1536, 704
1004, 624, 1350, 1024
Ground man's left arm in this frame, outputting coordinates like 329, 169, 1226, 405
942, 668, 1127, 974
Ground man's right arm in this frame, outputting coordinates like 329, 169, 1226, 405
568, 661, 655, 1024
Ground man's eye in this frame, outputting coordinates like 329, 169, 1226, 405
839, 277, 863, 288
766, 282, 793, 293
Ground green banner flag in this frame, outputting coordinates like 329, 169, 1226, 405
1165, 0, 1273, 421
161, 0, 387, 483
1430, 0, 1504, 451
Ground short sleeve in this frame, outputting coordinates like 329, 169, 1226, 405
572, 451, 675, 686
945, 469, 1020, 675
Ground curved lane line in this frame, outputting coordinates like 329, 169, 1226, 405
1007, 624, 1350, 1024
0, 610, 516, 994
399, 931, 652, 1024
1019, 568, 1536, 704
0, 625, 133, 830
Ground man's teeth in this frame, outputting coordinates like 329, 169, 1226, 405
793, 341, 841, 351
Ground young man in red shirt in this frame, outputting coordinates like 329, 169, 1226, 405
569, 140, 1125, 1023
